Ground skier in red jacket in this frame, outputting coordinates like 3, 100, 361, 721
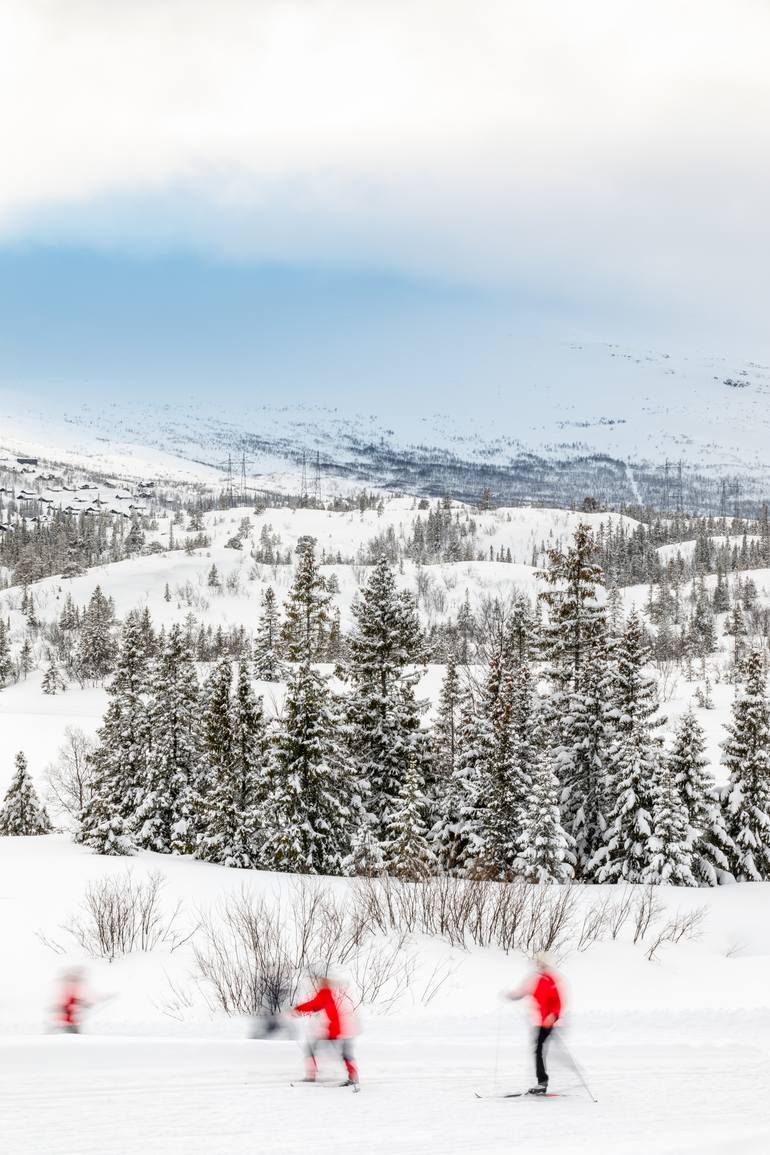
53, 968, 88, 1034
507, 953, 562, 1094
292, 970, 359, 1087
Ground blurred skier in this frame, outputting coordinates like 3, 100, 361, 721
53, 967, 88, 1034
506, 952, 562, 1094
292, 968, 359, 1088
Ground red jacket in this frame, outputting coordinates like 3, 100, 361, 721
531, 973, 561, 1027
294, 984, 355, 1040
58, 987, 82, 1027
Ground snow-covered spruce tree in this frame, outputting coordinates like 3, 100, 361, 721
382, 754, 435, 879
76, 585, 115, 682
78, 612, 152, 855
721, 649, 770, 880
134, 624, 201, 855
593, 612, 664, 883
261, 660, 351, 874
433, 649, 461, 784
477, 659, 537, 878
253, 586, 285, 681
345, 554, 428, 846
41, 655, 66, 695
669, 707, 731, 885
198, 660, 269, 867
515, 733, 573, 883
0, 618, 12, 688
280, 537, 331, 661
538, 524, 612, 875
644, 759, 696, 885
0, 753, 51, 835
431, 685, 487, 874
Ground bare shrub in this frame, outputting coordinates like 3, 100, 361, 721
194, 881, 416, 1017
45, 726, 98, 821
576, 897, 613, 952
66, 871, 190, 962
607, 888, 635, 939
645, 906, 707, 961
632, 885, 664, 945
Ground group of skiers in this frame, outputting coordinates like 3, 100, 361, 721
53, 956, 564, 1095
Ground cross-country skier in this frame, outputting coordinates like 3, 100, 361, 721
53, 967, 88, 1034
506, 952, 562, 1095
291, 969, 359, 1088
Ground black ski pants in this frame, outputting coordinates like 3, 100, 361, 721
534, 1026, 552, 1085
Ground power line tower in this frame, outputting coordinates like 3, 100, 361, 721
300, 450, 308, 506
226, 453, 234, 507
240, 450, 247, 502
313, 450, 322, 504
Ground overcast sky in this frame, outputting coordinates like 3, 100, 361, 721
1, 0, 769, 409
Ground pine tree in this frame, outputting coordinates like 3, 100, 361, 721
134, 625, 201, 855
345, 554, 427, 846
515, 740, 573, 883
645, 760, 695, 885
253, 586, 284, 681
261, 661, 351, 874
669, 707, 730, 885
19, 637, 33, 679
433, 650, 461, 783
539, 525, 612, 876
721, 650, 770, 880
41, 656, 66, 695
0, 753, 51, 835
594, 613, 664, 883
280, 537, 331, 661
197, 661, 269, 867
78, 613, 152, 855
432, 685, 487, 874
382, 755, 435, 879
0, 618, 11, 688
77, 585, 114, 682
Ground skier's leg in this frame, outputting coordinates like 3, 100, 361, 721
304, 1040, 318, 1081
340, 1038, 359, 1084
534, 1027, 551, 1086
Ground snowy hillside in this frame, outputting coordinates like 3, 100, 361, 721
4, 336, 770, 510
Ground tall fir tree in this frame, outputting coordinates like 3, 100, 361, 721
538, 524, 612, 875
645, 759, 696, 885
721, 650, 770, 880
0, 618, 12, 688
0, 753, 51, 835
261, 660, 351, 874
382, 754, 435, 879
253, 586, 285, 680
345, 554, 428, 846
515, 734, 573, 883
78, 612, 152, 855
77, 585, 115, 682
280, 537, 332, 661
134, 624, 201, 855
593, 612, 664, 883
669, 707, 731, 885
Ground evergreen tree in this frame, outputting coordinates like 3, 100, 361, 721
645, 760, 695, 885
134, 625, 201, 855
280, 537, 331, 661
198, 661, 269, 867
0, 753, 51, 835
78, 613, 152, 855
433, 650, 461, 784
432, 685, 487, 874
721, 650, 770, 880
382, 755, 435, 879
253, 586, 284, 681
0, 618, 11, 688
261, 661, 351, 874
669, 707, 730, 885
594, 613, 664, 883
539, 525, 612, 875
19, 637, 33, 679
515, 739, 572, 883
77, 586, 114, 682
41, 655, 66, 695
345, 555, 427, 845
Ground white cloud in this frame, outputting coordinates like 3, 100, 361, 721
2, 0, 770, 343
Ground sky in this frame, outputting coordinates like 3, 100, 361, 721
1, 0, 769, 413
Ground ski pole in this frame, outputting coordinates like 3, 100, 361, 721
492, 1002, 503, 1092
554, 1032, 598, 1103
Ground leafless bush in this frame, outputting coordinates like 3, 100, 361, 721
66, 871, 190, 962
645, 906, 707, 960
45, 727, 98, 822
576, 897, 613, 952
607, 888, 635, 940
194, 881, 416, 1017
632, 885, 664, 945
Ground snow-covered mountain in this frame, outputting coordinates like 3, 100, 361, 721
2, 338, 770, 510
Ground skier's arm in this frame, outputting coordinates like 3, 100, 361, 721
293, 993, 323, 1016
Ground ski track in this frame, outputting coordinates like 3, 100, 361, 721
2, 1013, 769, 1155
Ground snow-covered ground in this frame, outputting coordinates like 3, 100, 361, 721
1, 837, 769, 1155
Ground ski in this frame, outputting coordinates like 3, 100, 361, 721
474, 1090, 569, 1100
291, 1080, 360, 1092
